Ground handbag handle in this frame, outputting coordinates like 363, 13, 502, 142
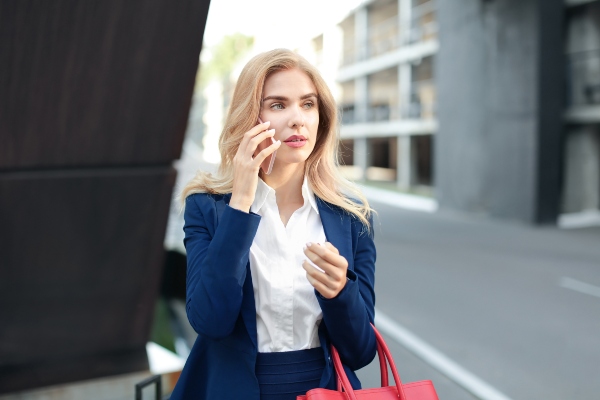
331, 323, 408, 400
336, 339, 388, 391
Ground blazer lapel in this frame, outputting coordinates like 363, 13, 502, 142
315, 197, 353, 271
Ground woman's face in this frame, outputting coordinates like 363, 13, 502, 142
260, 68, 319, 169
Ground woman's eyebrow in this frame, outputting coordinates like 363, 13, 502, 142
262, 93, 318, 102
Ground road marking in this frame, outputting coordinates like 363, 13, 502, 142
559, 277, 600, 299
375, 310, 513, 400
359, 185, 438, 213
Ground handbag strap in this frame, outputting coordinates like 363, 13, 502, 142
331, 323, 408, 400
336, 339, 388, 392
377, 339, 389, 386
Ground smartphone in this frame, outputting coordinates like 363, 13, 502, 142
255, 117, 277, 175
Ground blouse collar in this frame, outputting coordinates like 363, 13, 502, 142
251, 176, 319, 215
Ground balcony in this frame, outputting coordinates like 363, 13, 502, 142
409, 0, 437, 44
339, 0, 437, 67
566, 49, 600, 123
406, 79, 436, 120
368, 16, 401, 59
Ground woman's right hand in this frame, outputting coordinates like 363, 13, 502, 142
229, 121, 281, 212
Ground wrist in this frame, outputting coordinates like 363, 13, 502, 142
229, 198, 252, 213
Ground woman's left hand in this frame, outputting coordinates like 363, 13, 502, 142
303, 242, 349, 299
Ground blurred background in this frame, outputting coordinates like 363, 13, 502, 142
1, 0, 599, 399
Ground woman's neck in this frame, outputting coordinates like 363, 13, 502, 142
262, 162, 305, 208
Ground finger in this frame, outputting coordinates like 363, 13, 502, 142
252, 138, 281, 166
302, 260, 344, 292
245, 129, 276, 158
322, 242, 339, 255
303, 262, 337, 298
302, 258, 339, 283
304, 243, 348, 271
238, 121, 271, 152
303, 245, 342, 277
303, 251, 343, 280
307, 258, 347, 283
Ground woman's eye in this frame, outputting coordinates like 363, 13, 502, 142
270, 103, 284, 110
303, 102, 315, 109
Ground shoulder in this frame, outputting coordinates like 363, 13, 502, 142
185, 192, 229, 210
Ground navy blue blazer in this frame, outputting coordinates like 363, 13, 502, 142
170, 192, 377, 400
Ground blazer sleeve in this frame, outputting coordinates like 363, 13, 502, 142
183, 194, 261, 339
317, 214, 376, 370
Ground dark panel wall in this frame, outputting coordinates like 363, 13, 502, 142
0, 0, 210, 393
435, 0, 563, 223
0, 0, 207, 168
0, 168, 175, 392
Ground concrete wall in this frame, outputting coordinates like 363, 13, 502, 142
436, 0, 564, 223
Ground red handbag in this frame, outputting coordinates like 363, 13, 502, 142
298, 324, 439, 400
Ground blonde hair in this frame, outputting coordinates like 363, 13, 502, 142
179, 49, 373, 228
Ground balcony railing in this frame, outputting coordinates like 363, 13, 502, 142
408, 0, 437, 44
368, 16, 401, 59
406, 79, 436, 119
368, 104, 392, 122
339, 0, 437, 66
340, 105, 356, 124
567, 49, 600, 107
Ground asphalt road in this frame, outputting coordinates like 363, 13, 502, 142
356, 199, 600, 399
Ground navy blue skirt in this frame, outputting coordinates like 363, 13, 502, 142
256, 347, 326, 400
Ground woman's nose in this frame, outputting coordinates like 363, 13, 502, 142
288, 106, 305, 129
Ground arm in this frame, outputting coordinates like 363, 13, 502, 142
183, 194, 260, 339
307, 216, 377, 370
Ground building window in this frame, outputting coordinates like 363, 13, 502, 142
409, 56, 436, 119
368, 0, 399, 58
368, 67, 399, 122
413, 134, 433, 187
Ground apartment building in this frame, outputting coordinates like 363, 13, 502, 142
308, 0, 438, 195
562, 0, 600, 222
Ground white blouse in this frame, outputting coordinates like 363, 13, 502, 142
249, 177, 326, 353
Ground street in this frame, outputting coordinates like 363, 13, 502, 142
356, 197, 600, 399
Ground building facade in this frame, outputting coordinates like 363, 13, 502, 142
307, 0, 438, 196
308, 0, 599, 225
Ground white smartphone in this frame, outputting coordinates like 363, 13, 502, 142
255, 117, 277, 175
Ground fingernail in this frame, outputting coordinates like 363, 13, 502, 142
268, 129, 275, 134
306, 242, 313, 247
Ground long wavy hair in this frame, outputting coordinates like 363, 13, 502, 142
179, 49, 373, 227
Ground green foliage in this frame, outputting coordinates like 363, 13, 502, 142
150, 297, 176, 353
199, 33, 254, 86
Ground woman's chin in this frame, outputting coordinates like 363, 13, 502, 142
272, 156, 309, 171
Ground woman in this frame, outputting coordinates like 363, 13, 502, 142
172, 49, 376, 400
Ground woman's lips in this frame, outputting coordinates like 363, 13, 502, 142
283, 135, 307, 148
